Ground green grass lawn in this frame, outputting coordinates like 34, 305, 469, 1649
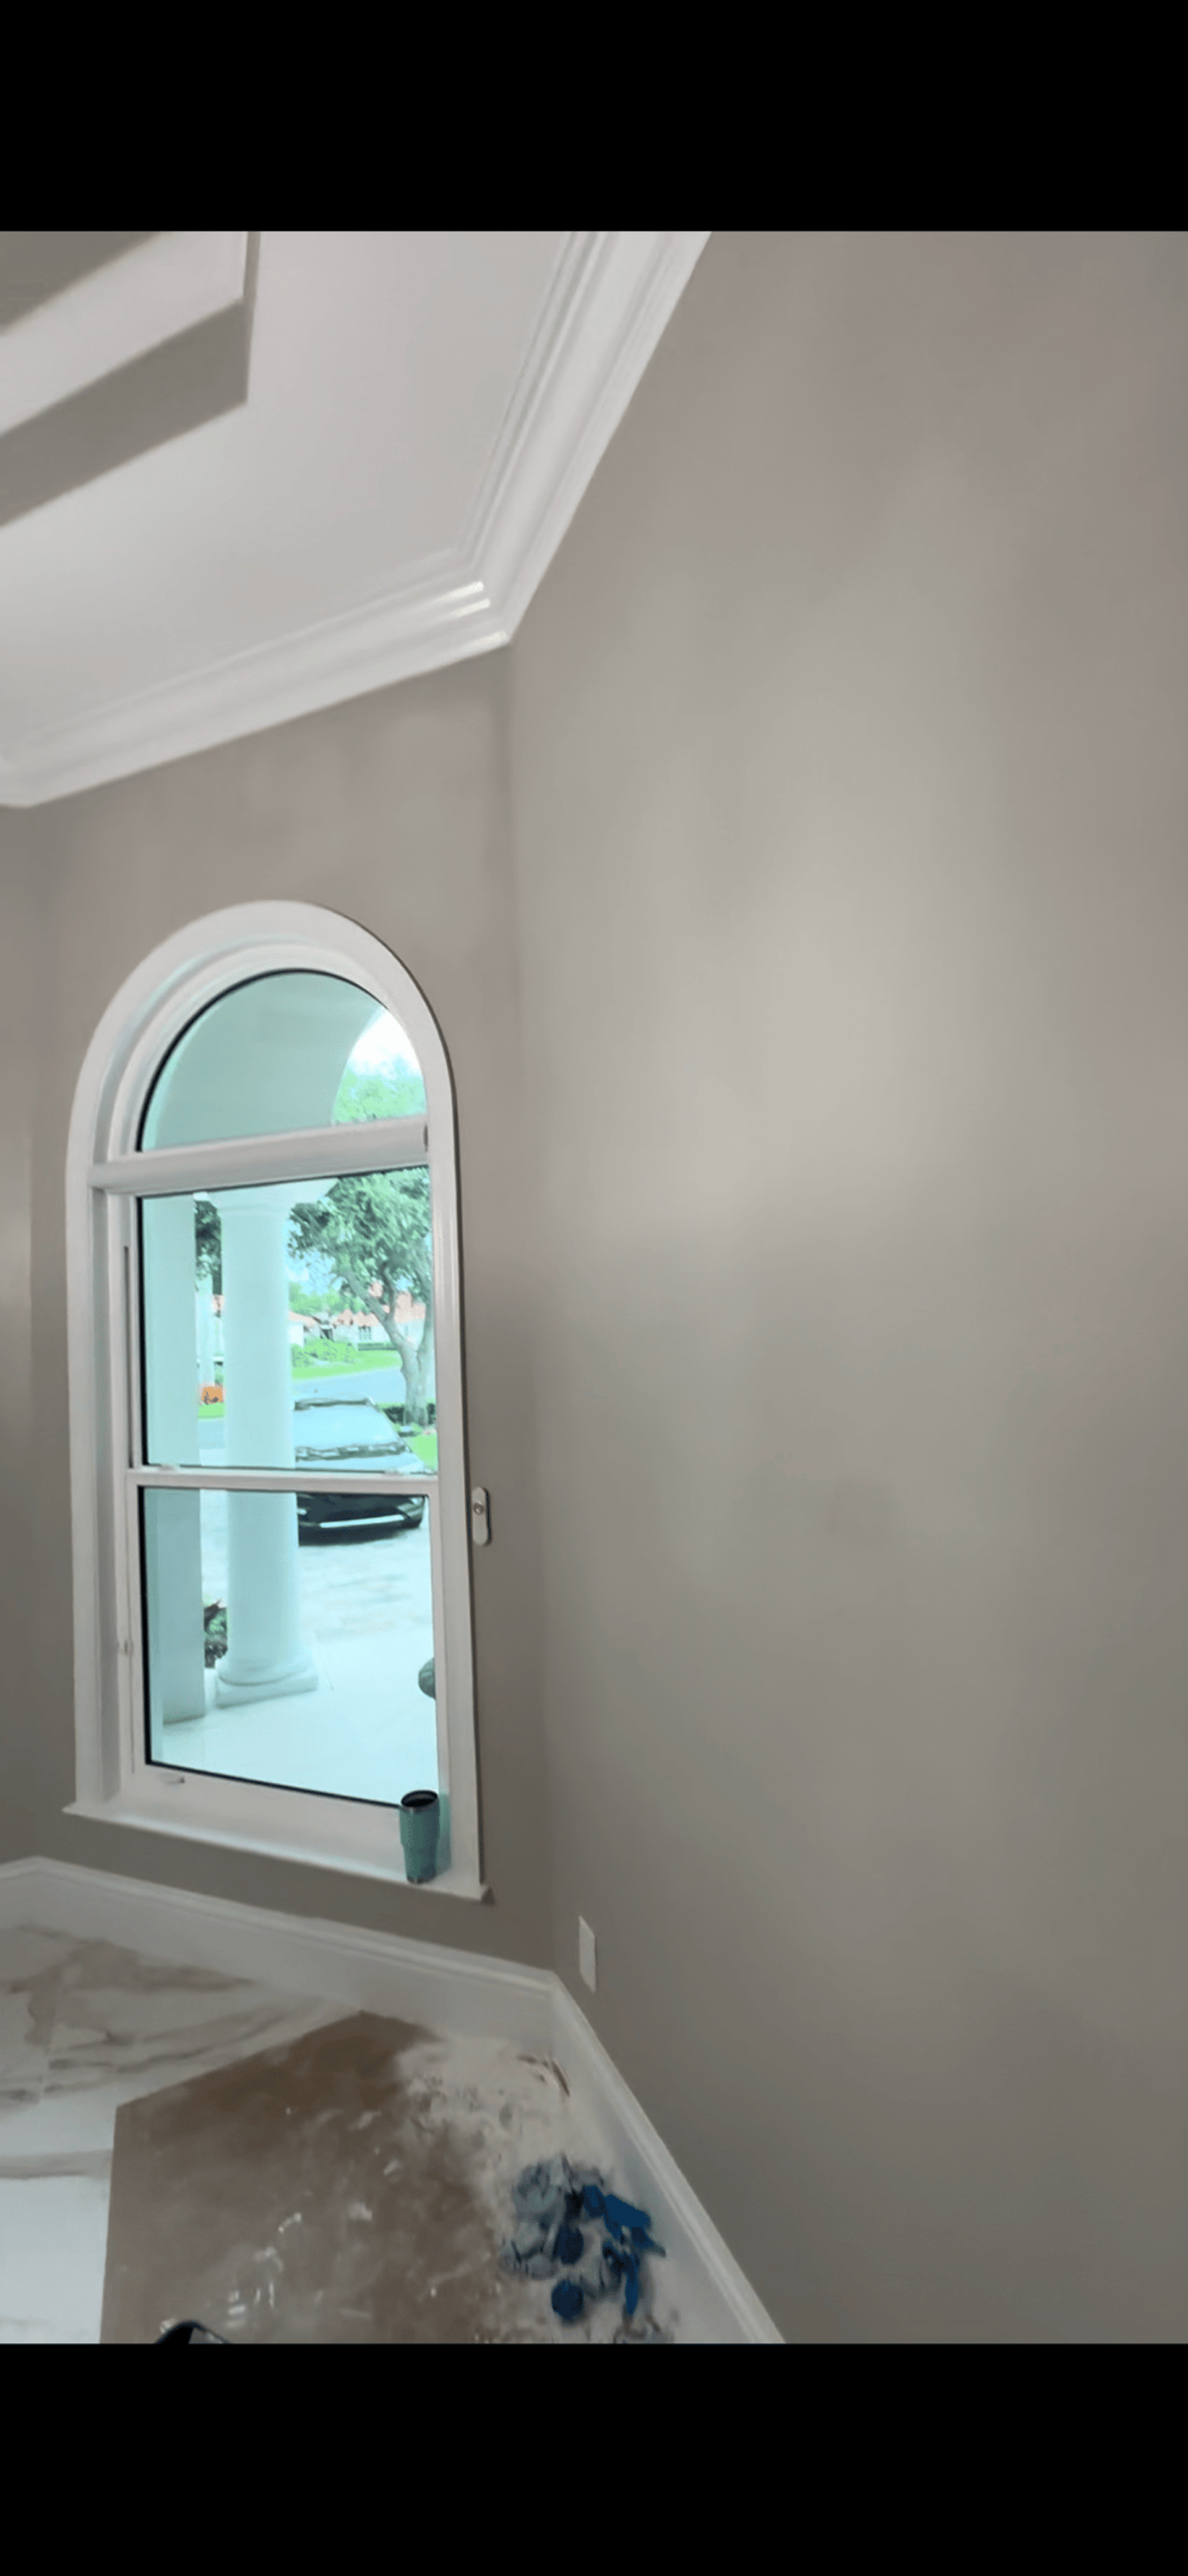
290, 1346, 400, 1382
197, 1346, 405, 1418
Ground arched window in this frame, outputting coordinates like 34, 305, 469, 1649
65, 904, 484, 1898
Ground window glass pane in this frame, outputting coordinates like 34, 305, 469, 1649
142, 1487, 439, 1816
140, 1168, 437, 1472
139, 970, 426, 1149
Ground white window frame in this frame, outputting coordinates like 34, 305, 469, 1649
64, 902, 487, 1900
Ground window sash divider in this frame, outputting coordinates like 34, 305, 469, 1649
131, 1467, 433, 1494
90, 1113, 428, 1198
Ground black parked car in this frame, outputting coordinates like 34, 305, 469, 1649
293, 1396, 427, 1542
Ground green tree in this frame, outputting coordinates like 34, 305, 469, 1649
195, 1200, 222, 1296
195, 1062, 428, 1380
332, 1062, 425, 1122
288, 1171, 434, 1423
287, 1282, 330, 1319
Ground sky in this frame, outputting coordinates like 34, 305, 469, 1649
346, 1009, 420, 1077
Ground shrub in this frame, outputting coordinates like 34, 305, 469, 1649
204, 1602, 228, 1667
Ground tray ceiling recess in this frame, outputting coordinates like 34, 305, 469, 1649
0, 231, 709, 808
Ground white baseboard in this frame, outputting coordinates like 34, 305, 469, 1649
0, 1856, 783, 2343
0, 1856, 553, 2045
549, 1976, 783, 2345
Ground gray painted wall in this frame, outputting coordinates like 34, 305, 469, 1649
9, 655, 551, 1969
509, 231, 1188, 2341
3, 231, 1187, 2338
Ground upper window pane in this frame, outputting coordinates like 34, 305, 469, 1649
140, 1167, 437, 1473
139, 970, 426, 1150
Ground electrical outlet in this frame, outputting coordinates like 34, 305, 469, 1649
579, 1917, 596, 1992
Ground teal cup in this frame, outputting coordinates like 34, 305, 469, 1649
399, 1790, 440, 1882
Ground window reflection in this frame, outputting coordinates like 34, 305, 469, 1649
142, 1485, 438, 1809
140, 970, 426, 1149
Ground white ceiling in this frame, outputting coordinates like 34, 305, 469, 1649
0, 233, 251, 436
0, 231, 708, 807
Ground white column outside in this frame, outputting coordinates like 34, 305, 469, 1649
212, 1184, 320, 1705
142, 1195, 205, 1723
196, 1285, 215, 1392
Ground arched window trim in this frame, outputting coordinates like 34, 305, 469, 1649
65, 901, 486, 1900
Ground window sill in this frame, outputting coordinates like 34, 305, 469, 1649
63, 1799, 491, 1903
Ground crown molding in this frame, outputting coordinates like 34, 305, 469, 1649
0, 231, 709, 808
1, 558, 506, 808
467, 230, 711, 635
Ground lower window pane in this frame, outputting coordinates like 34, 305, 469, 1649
140, 1486, 437, 1809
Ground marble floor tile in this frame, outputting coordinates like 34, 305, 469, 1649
0, 1922, 355, 2341
0, 2171, 111, 2343
0, 1924, 351, 2158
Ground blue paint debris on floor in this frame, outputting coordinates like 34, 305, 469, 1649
499, 2153, 674, 2340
